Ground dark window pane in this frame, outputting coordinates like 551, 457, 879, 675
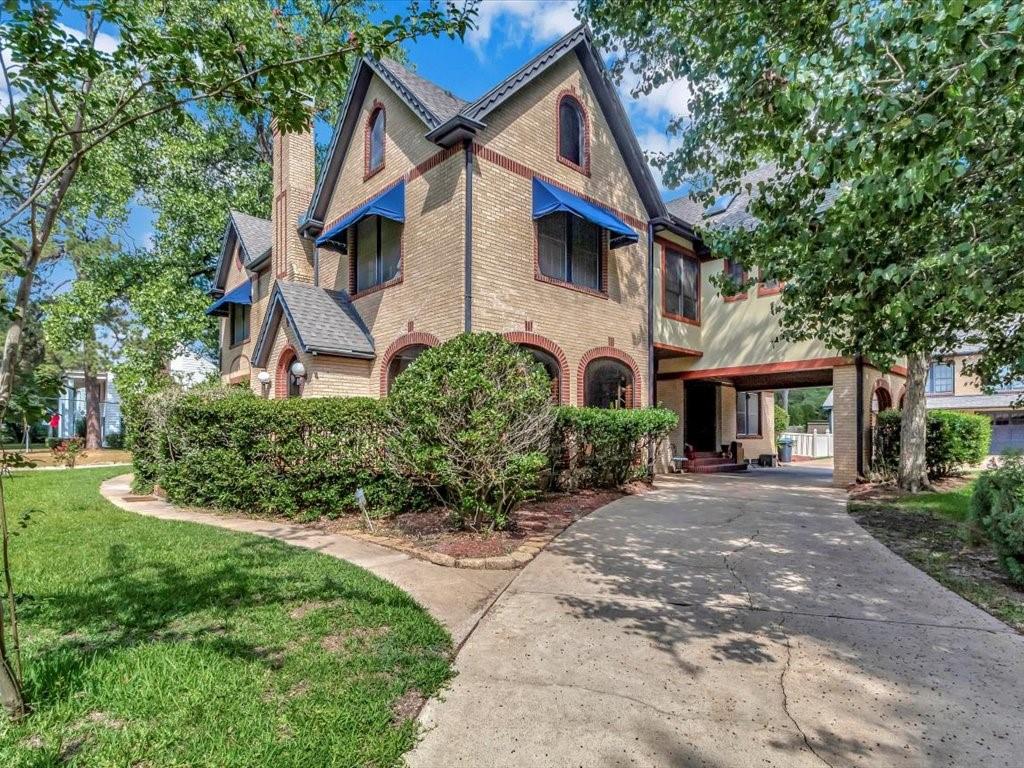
380, 217, 401, 282
682, 257, 699, 320
538, 214, 567, 281
571, 219, 600, 290
525, 347, 561, 402
559, 100, 582, 165
230, 304, 249, 345
370, 109, 385, 171
666, 249, 699, 321
355, 217, 377, 291
737, 392, 760, 435
585, 358, 633, 409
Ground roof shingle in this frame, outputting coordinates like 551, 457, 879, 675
230, 210, 272, 263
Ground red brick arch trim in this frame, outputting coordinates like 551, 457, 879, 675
873, 377, 893, 411
556, 89, 591, 177
504, 331, 571, 404
379, 331, 440, 395
897, 385, 907, 409
276, 346, 298, 399
577, 346, 643, 408
364, 100, 386, 181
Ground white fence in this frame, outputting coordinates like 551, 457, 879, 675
783, 430, 833, 458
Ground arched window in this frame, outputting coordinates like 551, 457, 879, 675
523, 346, 562, 403
278, 351, 303, 399
386, 344, 428, 393
584, 358, 634, 409
558, 96, 585, 169
367, 106, 385, 176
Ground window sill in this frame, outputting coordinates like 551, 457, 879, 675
757, 285, 783, 297
352, 273, 402, 300
723, 293, 748, 303
662, 310, 700, 327
925, 391, 954, 397
557, 155, 590, 177
736, 434, 762, 439
535, 271, 607, 299
228, 336, 250, 350
363, 163, 385, 182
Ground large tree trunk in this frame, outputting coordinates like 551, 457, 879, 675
83, 368, 102, 450
898, 351, 930, 492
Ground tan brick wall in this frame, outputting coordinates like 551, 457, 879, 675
219, 243, 254, 384
255, 320, 372, 399
471, 54, 649, 405
832, 363, 905, 486
734, 390, 776, 458
273, 125, 316, 282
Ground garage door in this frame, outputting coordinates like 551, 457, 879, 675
991, 412, 1024, 454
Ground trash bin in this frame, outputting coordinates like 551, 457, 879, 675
777, 437, 794, 463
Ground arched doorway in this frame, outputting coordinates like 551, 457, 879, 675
584, 357, 634, 409
277, 349, 304, 398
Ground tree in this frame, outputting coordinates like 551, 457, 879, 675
43, 232, 133, 449
585, 0, 1024, 491
0, 0, 475, 720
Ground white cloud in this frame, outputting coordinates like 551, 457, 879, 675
618, 66, 692, 121
467, 0, 579, 58
636, 127, 687, 193
59, 23, 120, 55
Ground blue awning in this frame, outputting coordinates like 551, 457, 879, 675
205, 281, 251, 316
532, 177, 639, 248
315, 181, 406, 247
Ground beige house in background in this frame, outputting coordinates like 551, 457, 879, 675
207, 26, 904, 487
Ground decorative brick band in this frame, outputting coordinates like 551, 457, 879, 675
577, 346, 643, 408
379, 331, 441, 395
504, 331, 571, 404
472, 144, 647, 231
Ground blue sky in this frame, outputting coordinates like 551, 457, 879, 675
47, 1, 690, 262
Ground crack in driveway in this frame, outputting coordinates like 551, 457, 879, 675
778, 621, 837, 768
723, 529, 760, 610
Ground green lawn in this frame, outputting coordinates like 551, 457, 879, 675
0, 468, 452, 767
850, 479, 1024, 632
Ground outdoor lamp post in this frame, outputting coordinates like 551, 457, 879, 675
257, 370, 271, 398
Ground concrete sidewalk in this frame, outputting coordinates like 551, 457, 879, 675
410, 466, 1024, 767
99, 475, 513, 645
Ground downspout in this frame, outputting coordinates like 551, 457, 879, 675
646, 222, 656, 472
855, 352, 865, 480
463, 139, 474, 333
313, 246, 320, 287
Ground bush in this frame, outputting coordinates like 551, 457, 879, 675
551, 406, 678, 489
385, 333, 554, 530
971, 454, 1024, 584
50, 437, 86, 468
105, 430, 125, 449
774, 404, 790, 433
873, 408, 991, 479
128, 387, 416, 519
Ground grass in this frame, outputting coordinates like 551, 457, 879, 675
850, 478, 1024, 632
0, 468, 452, 767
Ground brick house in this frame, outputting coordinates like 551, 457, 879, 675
207, 26, 903, 487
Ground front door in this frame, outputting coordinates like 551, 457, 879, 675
685, 381, 718, 452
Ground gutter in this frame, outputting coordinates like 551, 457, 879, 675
463, 139, 474, 332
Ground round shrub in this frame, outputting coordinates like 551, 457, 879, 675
774, 404, 790, 434
385, 332, 555, 530
971, 454, 1024, 584
872, 408, 991, 479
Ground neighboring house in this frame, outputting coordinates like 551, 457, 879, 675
168, 348, 218, 389
55, 370, 122, 445
925, 344, 1024, 454
206, 26, 904, 487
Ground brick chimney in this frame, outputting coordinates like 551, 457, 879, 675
271, 119, 316, 282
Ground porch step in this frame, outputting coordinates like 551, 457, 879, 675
688, 456, 737, 468
686, 462, 749, 474
693, 451, 723, 459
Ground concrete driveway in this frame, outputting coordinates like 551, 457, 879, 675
410, 467, 1024, 768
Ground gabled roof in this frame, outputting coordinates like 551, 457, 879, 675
213, 211, 272, 291
302, 25, 674, 236
251, 281, 375, 366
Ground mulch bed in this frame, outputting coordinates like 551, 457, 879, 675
322, 487, 631, 560
848, 474, 972, 502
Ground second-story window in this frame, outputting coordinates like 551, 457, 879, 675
558, 96, 585, 169
354, 215, 401, 293
230, 303, 249, 346
664, 247, 700, 323
926, 361, 954, 394
367, 107, 385, 175
537, 213, 601, 291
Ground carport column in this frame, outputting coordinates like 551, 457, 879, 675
832, 364, 861, 487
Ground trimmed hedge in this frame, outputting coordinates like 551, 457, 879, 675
129, 388, 416, 519
551, 406, 678, 488
873, 408, 991, 479
971, 454, 1024, 584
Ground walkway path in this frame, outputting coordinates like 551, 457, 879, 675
410, 466, 1024, 767
99, 475, 513, 645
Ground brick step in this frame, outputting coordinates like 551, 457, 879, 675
686, 462, 749, 474
693, 451, 723, 459
688, 457, 737, 468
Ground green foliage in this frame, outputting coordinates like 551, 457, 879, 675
873, 409, 991, 479
552, 406, 678, 489
385, 333, 555, 530
1, 468, 451, 766
784, 386, 830, 427
127, 388, 416, 519
774, 403, 790, 433
50, 437, 86, 468
971, 454, 1024, 585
